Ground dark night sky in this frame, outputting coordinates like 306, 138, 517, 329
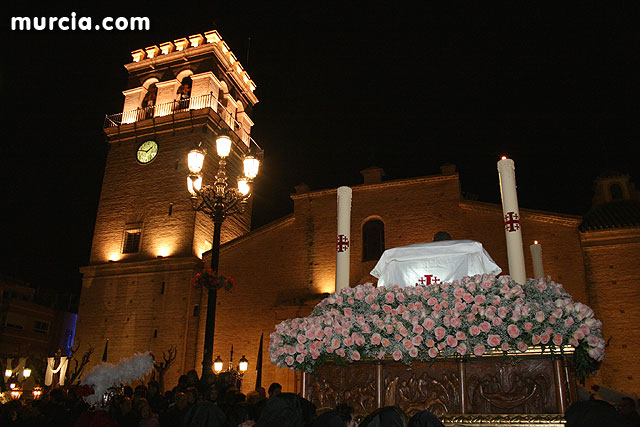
1, 3, 638, 294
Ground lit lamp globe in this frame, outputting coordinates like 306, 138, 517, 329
216, 134, 232, 158
237, 178, 250, 196
4, 369, 11, 378
238, 355, 249, 372
187, 175, 203, 196
22, 368, 31, 378
213, 356, 224, 373
243, 155, 260, 179
187, 148, 205, 174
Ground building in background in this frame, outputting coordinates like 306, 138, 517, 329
75, 31, 639, 396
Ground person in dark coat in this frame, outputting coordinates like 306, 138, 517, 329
565, 399, 626, 427
256, 392, 316, 427
313, 403, 355, 427
359, 406, 407, 427
407, 410, 444, 427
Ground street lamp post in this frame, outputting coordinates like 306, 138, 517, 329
187, 133, 261, 375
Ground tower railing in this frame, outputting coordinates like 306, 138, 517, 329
104, 93, 257, 150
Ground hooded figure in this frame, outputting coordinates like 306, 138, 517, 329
257, 392, 316, 427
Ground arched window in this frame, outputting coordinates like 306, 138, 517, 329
610, 183, 623, 200
363, 219, 385, 262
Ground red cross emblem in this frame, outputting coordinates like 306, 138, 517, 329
504, 211, 520, 232
336, 234, 350, 252
416, 274, 440, 286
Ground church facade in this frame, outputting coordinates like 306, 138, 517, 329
76, 31, 639, 397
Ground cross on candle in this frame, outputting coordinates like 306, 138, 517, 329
336, 234, 350, 252
504, 211, 521, 232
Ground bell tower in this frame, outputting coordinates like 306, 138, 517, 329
76, 30, 259, 385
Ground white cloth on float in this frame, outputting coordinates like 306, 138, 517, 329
370, 240, 502, 288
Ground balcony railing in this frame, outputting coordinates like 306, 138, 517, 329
104, 93, 259, 150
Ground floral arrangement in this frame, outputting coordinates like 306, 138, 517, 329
192, 269, 234, 291
269, 275, 605, 380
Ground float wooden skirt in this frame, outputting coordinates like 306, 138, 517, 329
300, 351, 577, 426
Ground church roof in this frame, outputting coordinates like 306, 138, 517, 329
579, 200, 640, 231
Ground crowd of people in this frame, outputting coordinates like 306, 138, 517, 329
1, 369, 639, 426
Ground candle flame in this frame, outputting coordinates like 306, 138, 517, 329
534, 240, 539, 244
501, 155, 508, 160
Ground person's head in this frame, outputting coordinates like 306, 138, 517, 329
134, 384, 147, 398
138, 398, 151, 418
177, 375, 188, 388
123, 385, 134, 398
407, 410, 445, 427
360, 406, 407, 427
335, 403, 354, 424
147, 380, 159, 396
186, 370, 199, 385
185, 387, 198, 405
256, 387, 266, 401
617, 397, 637, 415
119, 396, 133, 414
174, 392, 188, 410
433, 231, 452, 242
246, 390, 260, 405
268, 382, 282, 398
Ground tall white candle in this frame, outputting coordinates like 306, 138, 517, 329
497, 156, 526, 284
335, 186, 352, 293
530, 240, 544, 279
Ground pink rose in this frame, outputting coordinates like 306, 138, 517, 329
355, 289, 365, 300
501, 342, 510, 351
335, 348, 346, 357
469, 325, 480, 336
467, 313, 476, 322
507, 324, 520, 339
381, 338, 390, 347
331, 338, 341, 348
427, 297, 437, 306
296, 354, 305, 363
485, 306, 496, 320
426, 339, 435, 348
409, 347, 419, 358
492, 317, 503, 327
347, 297, 354, 305
573, 329, 585, 341
371, 333, 382, 345
524, 322, 533, 332
492, 296, 501, 306
422, 318, 436, 330
581, 325, 591, 336
487, 334, 501, 348
365, 294, 375, 304
428, 347, 439, 358
351, 350, 361, 361
451, 317, 462, 328
540, 333, 550, 344
463, 293, 474, 303
413, 325, 424, 335
403, 339, 413, 350
397, 293, 405, 302
473, 344, 486, 356
392, 350, 403, 361
456, 331, 467, 341
535, 311, 545, 323
297, 334, 307, 344
383, 304, 392, 314
474, 295, 486, 305
553, 334, 563, 346
412, 335, 423, 346
434, 326, 446, 341
517, 341, 528, 352
532, 334, 541, 345
285, 356, 294, 366
479, 321, 491, 333
385, 293, 395, 303
481, 280, 493, 290
395, 334, 402, 342
344, 337, 354, 347
446, 335, 458, 347
498, 307, 508, 318
457, 343, 467, 355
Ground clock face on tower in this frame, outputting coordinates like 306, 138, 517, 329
136, 140, 158, 164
